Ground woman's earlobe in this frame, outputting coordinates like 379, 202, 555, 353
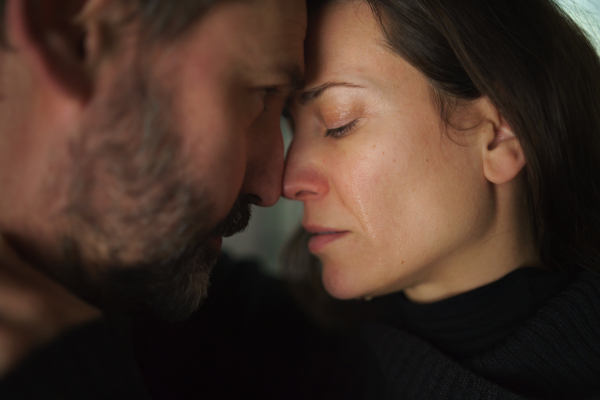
482, 117, 526, 184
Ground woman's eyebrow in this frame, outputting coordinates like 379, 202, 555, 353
299, 82, 364, 105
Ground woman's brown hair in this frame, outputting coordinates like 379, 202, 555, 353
370, 0, 600, 271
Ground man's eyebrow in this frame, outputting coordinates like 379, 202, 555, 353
285, 67, 306, 100
299, 82, 364, 105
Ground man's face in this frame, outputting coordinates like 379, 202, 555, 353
6, 0, 306, 319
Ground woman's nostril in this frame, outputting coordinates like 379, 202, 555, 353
293, 189, 317, 200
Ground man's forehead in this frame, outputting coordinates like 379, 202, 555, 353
229, 0, 306, 77
165, 0, 305, 89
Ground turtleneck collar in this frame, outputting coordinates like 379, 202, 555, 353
387, 267, 577, 359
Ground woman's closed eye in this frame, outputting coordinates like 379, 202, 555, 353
325, 119, 360, 139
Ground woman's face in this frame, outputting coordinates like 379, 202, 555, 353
283, 1, 497, 300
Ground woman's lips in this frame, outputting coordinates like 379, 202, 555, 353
308, 231, 349, 253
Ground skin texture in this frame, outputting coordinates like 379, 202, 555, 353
0, 0, 305, 374
283, 1, 539, 303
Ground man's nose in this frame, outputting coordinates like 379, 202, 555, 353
240, 117, 285, 207
282, 140, 329, 202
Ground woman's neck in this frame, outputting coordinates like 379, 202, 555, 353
404, 180, 540, 304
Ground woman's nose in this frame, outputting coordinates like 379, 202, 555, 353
283, 141, 329, 201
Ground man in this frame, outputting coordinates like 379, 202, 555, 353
0, 0, 305, 395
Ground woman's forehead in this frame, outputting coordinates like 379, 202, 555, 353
305, 2, 382, 72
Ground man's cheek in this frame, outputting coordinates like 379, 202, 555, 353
198, 141, 247, 224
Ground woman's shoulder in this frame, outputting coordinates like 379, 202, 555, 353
358, 268, 600, 400
467, 268, 600, 399
527, 267, 600, 330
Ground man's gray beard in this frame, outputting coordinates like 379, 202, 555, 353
51, 63, 251, 321
61, 196, 251, 321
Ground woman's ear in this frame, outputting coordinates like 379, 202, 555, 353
480, 100, 526, 184
5, 0, 103, 106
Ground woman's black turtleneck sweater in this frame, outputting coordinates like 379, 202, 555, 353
361, 267, 600, 399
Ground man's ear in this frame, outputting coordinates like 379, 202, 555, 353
5, 0, 102, 106
479, 98, 526, 184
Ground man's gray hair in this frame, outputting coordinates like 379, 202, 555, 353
0, 0, 219, 48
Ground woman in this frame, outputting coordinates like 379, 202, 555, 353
283, 0, 600, 398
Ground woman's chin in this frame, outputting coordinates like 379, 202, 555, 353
321, 264, 373, 300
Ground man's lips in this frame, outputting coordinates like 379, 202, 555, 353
304, 225, 349, 253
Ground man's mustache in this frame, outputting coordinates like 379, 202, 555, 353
209, 195, 253, 238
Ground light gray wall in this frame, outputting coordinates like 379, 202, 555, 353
559, 0, 600, 50
222, 118, 303, 274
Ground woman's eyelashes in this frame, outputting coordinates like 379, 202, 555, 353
325, 119, 360, 138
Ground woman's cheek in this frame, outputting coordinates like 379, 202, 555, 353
337, 138, 404, 240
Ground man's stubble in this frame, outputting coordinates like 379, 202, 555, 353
50, 59, 252, 321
